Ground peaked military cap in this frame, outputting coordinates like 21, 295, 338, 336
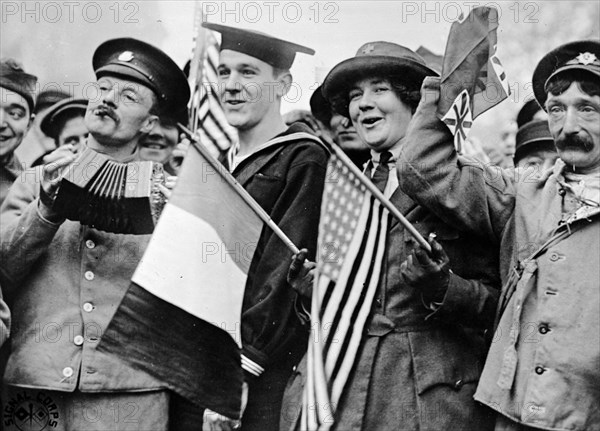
532, 40, 600, 109
93, 38, 190, 112
35, 89, 70, 115
0, 58, 38, 113
40, 98, 88, 139
514, 119, 555, 163
201, 22, 314, 69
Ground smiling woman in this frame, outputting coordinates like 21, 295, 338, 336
347, 77, 415, 153
281, 41, 501, 431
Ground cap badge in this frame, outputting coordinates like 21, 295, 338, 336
575, 52, 597, 66
362, 44, 375, 54
118, 51, 134, 62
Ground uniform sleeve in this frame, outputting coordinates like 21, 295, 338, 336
397, 80, 516, 243
424, 273, 499, 330
240, 143, 328, 378
0, 168, 63, 294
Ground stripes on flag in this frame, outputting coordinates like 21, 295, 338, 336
437, 6, 510, 153
301, 153, 389, 430
98, 140, 263, 419
188, 7, 237, 159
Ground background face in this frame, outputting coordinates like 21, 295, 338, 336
57, 115, 88, 150
515, 147, 559, 173
139, 120, 178, 164
329, 112, 366, 151
0, 86, 31, 158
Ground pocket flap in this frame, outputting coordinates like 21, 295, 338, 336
409, 329, 483, 395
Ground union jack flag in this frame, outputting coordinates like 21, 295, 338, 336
438, 6, 510, 153
301, 151, 390, 430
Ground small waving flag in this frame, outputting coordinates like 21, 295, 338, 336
437, 6, 510, 153
301, 150, 390, 430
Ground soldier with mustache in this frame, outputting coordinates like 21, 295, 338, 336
0, 38, 189, 430
397, 40, 600, 431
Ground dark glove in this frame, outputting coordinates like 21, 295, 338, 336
400, 237, 451, 303
287, 248, 316, 302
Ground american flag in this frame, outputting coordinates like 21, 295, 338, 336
301, 151, 390, 430
188, 4, 237, 159
438, 6, 510, 153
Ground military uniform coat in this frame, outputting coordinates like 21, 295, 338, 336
0, 150, 166, 393
397, 88, 600, 431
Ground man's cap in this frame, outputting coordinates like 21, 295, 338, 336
93, 38, 190, 112
310, 85, 333, 125
322, 42, 438, 117
0, 58, 38, 113
532, 40, 600, 109
35, 89, 70, 115
40, 98, 88, 139
514, 120, 555, 162
201, 22, 315, 69
516, 99, 545, 128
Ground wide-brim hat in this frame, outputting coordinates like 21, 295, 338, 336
322, 41, 438, 118
309, 85, 333, 125
532, 40, 600, 110
514, 119, 555, 162
40, 98, 88, 139
93, 38, 190, 113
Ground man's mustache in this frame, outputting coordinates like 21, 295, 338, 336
94, 105, 118, 121
555, 134, 594, 152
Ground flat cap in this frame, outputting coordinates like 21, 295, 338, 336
514, 120, 555, 162
202, 22, 314, 69
0, 58, 38, 113
532, 40, 600, 109
93, 38, 190, 112
40, 98, 88, 139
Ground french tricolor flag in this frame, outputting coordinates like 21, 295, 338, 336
99, 139, 263, 419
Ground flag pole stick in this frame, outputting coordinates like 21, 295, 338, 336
328, 141, 432, 253
178, 123, 300, 255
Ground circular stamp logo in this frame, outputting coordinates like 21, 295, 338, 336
3, 390, 59, 431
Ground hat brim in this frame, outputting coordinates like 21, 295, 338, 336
514, 139, 556, 163
309, 86, 332, 124
322, 56, 438, 117
40, 98, 88, 138
95, 64, 157, 94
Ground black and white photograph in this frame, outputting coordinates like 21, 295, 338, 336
1, 1, 599, 430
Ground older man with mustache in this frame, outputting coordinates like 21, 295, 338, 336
0, 38, 189, 430
397, 40, 600, 431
